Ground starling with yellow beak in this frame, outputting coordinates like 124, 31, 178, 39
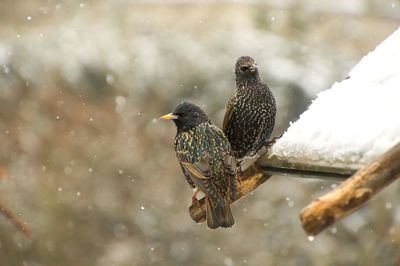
161, 102, 237, 229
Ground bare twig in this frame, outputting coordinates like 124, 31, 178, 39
0, 202, 31, 238
300, 142, 400, 236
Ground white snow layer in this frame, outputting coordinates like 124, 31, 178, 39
272, 27, 400, 168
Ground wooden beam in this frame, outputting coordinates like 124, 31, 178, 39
300, 142, 400, 236
258, 154, 356, 179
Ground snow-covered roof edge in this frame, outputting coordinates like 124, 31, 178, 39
270, 27, 400, 169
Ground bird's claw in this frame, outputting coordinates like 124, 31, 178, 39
192, 197, 201, 208
191, 189, 201, 207
265, 134, 283, 148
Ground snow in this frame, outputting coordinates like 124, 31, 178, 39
272, 27, 400, 169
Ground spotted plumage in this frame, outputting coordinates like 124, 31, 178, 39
223, 56, 276, 162
161, 102, 237, 229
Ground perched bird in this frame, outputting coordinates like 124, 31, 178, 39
223, 56, 276, 162
160, 102, 237, 229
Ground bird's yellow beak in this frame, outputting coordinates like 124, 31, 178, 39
160, 113, 178, 120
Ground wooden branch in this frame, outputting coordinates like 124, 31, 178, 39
189, 164, 272, 223
0, 202, 31, 238
300, 142, 400, 236
188, 151, 357, 224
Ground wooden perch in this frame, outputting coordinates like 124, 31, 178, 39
189, 152, 355, 224
189, 164, 271, 223
189, 154, 355, 223
300, 142, 400, 236
0, 202, 31, 238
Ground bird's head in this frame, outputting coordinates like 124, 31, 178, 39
160, 102, 209, 133
235, 56, 259, 81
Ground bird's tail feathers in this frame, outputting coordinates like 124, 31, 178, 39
205, 197, 234, 229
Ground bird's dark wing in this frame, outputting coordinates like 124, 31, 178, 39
222, 96, 235, 133
178, 163, 196, 188
177, 152, 223, 203
221, 151, 237, 202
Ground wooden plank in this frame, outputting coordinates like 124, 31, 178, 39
258, 154, 357, 177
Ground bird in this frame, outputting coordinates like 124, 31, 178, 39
223, 56, 276, 164
160, 102, 237, 229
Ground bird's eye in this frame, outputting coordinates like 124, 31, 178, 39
240, 66, 250, 72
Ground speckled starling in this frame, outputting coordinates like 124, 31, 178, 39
223, 56, 276, 162
161, 102, 237, 229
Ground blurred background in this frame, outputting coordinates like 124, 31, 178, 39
0, 0, 399, 265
